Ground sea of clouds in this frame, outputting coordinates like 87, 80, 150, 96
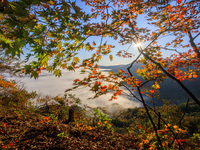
5, 69, 142, 109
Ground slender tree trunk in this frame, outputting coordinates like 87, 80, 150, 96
137, 87, 163, 150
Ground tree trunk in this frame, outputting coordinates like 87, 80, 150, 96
63, 107, 75, 124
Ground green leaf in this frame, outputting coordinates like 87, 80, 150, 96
53, 69, 61, 77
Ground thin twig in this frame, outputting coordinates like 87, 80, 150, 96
193, 33, 200, 40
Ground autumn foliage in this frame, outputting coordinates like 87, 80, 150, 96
0, 0, 200, 149
0, 82, 200, 149
0, 75, 37, 106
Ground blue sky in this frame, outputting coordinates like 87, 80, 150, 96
21, 0, 199, 67
75, 0, 199, 66
75, 1, 145, 66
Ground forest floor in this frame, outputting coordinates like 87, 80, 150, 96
0, 106, 140, 149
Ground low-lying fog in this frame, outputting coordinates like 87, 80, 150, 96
5, 69, 142, 110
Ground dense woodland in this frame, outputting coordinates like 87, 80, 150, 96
0, 0, 200, 149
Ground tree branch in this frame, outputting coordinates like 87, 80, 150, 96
127, 54, 141, 77
141, 50, 200, 107
188, 31, 200, 59
137, 86, 163, 149
193, 33, 200, 40
179, 98, 190, 127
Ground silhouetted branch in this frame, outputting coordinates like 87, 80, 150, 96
141, 50, 200, 107
188, 31, 200, 59
127, 54, 141, 77
137, 86, 163, 149
193, 33, 200, 40
179, 98, 190, 127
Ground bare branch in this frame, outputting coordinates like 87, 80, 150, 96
193, 33, 200, 40
122, 84, 143, 103
127, 54, 141, 77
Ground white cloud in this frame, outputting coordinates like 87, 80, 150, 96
6, 69, 142, 108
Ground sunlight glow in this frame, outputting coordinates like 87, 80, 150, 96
136, 42, 142, 47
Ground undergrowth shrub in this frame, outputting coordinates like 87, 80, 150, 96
0, 75, 37, 107
92, 108, 113, 131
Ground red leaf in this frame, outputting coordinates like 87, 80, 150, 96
150, 90, 154, 94
117, 90, 122, 95
3, 123, 7, 127
179, 14, 183, 19
9, 143, 14, 146
177, 0, 182, 4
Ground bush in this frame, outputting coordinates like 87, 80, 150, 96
0, 75, 37, 107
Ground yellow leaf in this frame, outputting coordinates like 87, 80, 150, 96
103, 34, 107, 37
109, 55, 113, 61
49, 1, 54, 5
109, 71, 114, 75
73, 57, 80, 63
47, 32, 52, 37
161, 27, 165, 31
155, 84, 160, 89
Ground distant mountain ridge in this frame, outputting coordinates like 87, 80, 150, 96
99, 63, 200, 105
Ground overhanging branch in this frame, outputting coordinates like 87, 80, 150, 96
141, 50, 200, 107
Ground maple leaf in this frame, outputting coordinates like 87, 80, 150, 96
73, 57, 80, 63
150, 90, 154, 94
193, 74, 198, 78
109, 71, 114, 75
177, 0, 182, 4
49, 1, 54, 5
109, 55, 113, 61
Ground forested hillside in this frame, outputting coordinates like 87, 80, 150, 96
1, 0, 200, 149
100, 64, 200, 105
